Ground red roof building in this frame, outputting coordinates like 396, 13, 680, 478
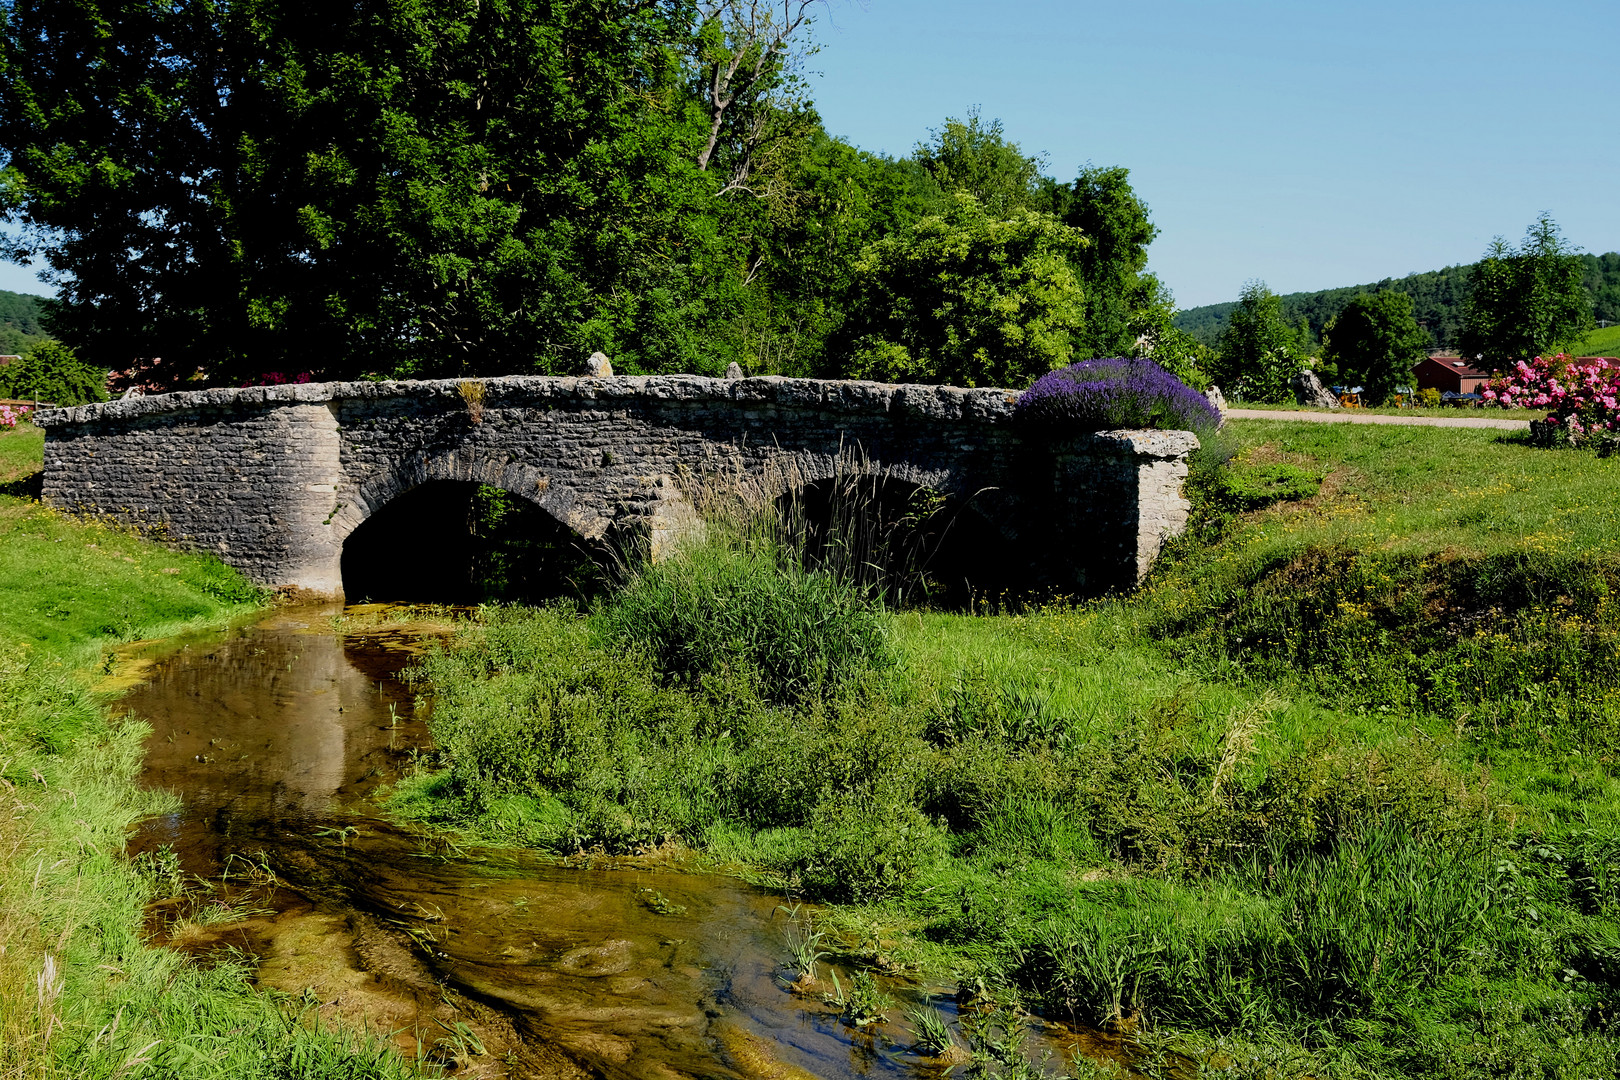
1413, 355, 1491, 394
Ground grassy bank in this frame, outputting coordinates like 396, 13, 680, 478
394, 420, 1620, 1078
1574, 323, 1620, 356
0, 421, 414, 1080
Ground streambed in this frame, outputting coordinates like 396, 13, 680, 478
119, 606, 1122, 1079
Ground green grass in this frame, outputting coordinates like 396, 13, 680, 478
0, 422, 414, 1079
0, 417, 42, 484
0, 422, 261, 661
1573, 322, 1620, 357
396, 418, 1620, 1078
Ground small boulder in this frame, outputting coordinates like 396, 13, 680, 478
723, 361, 743, 380
1290, 369, 1340, 409
555, 939, 633, 977
584, 351, 614, 378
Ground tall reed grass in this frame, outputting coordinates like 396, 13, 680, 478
598, 531, 891, 704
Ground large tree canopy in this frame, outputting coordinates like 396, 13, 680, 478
0, 4, 1189, 390
1459, 213, 1594, 367
913, 110, 1043, 219
833, 193, 1088, 389
1049, 165, 1158, 359
1322, 290, 1429, 404
0, 0, 775, 382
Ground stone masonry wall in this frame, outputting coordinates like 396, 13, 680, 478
36, 375, 1198, 597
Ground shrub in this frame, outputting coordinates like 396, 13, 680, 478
1483, 353, 1620, 446
0, 341, 107, 406
406, 606, 739, 849
1014, 357, 1220, 435
798, 789, 947, 903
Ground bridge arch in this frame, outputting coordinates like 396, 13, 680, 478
339, 478, 608, 605
766, 466, 1028, 605
331, 450, 613, 548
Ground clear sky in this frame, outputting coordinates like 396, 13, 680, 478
1, 0, 1615, 309
805, 0, 1620, 307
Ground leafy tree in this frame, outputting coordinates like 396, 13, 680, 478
1214, 281, 1306, 402
1130, 275, 1210, 389
913, 110, 1043, 218
0, 0, 761, 382
1053, 165, 1159, 358
691, 0, 819, 190
0, 341, 107, 406
831, 193, 1088, 388
1460, 214, 1595, 366
1322, 290, 1430, 404
921, 143, 1176, 368
727, 131, 938, 376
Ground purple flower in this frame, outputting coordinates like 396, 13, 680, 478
1015, 357, 1220, 434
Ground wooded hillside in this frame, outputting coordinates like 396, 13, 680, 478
1177, 252, 1620, 351
0, 289, 49, 357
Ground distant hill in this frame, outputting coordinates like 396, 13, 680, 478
1573, 323, 1620, 357
0, 288, 50, 356
1176, 252, 1620, 352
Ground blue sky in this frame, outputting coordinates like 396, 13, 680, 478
2, 0, 1615, 309
806, 0, 1620, 307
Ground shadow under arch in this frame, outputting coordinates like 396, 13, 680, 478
775, 471, 1031, 610
340, 480, 609, 605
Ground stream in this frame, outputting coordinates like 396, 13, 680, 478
118, 606, 1126, 1080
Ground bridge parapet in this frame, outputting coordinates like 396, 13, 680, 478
36, 375, 1196, 598
36, 373, 1022, 426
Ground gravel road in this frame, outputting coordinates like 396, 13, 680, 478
1225, 408, 1530, 431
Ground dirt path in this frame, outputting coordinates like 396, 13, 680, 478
1225, 408, 1530, 431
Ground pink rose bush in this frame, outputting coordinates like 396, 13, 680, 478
240, 372, 314, 388
1482, 353, 1620, 446
0, 403, 30, 428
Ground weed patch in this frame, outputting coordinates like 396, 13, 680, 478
396, 419, 1620, 1077
598, 532, 891, 704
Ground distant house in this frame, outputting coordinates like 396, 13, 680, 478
1413, 355, 1491, 395
0, 355, 18, 367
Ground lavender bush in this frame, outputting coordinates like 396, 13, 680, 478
1015, 357, 1220, 434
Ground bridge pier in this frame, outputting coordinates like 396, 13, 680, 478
35, 375, 1197, 600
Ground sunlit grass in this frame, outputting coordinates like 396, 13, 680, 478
0, 418, 42, 484
399, 417, 1620, 1077
1573, 322, 1620, 356
0, 421, 413, 1079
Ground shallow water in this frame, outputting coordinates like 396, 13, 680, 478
120, 607, 1128, 1079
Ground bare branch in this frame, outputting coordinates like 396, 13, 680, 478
693, 0, 819, 176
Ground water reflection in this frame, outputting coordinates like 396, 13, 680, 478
120, 607, 1128, 1079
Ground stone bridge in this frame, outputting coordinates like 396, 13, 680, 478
35, 374, 1197, 599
